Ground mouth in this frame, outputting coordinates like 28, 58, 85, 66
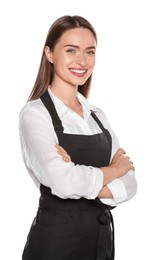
69, 68, 87, 77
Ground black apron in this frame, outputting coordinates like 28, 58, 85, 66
22, 91, 115, 260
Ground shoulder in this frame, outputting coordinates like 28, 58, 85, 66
19, 98, 51, 126
20, 98, 44, 115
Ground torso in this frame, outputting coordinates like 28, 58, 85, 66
22, 90, 115, 260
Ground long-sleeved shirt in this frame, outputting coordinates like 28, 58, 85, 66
19, 88, 137, 206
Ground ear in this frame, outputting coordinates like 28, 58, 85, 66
45, 46, 53, 63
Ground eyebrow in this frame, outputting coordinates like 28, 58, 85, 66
64, 44, 96, 50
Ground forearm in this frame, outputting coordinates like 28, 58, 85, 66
101, 166, 118, 185
101, 148, 135, 186
97, 185, 113, 199
102, 170, 137, 204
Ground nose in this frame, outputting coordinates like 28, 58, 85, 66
76, 53, 87, 67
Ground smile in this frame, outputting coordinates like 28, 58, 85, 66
69, 69, 87, 77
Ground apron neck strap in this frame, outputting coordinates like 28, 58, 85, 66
40, 90, 64, 133
91, 111, 112, 149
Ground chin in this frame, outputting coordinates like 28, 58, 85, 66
73, 79, 87, 86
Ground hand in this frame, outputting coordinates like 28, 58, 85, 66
101, 148, 135, 185
110, 148, 135, 177
55, 144, 72, 162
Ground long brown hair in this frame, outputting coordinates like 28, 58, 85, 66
28, 15, 97, 101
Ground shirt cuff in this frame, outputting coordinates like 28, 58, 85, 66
85, 167, 104, 199
107, 178, 127, 203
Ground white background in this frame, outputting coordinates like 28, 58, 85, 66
0, 0, 157, 259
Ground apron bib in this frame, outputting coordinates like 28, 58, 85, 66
22, 91, 115, 260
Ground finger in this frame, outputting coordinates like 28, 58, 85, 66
130, 160, 134, 166
64, 152, 71, 160
63, 157, 71, 162
129, 159, 135, 170
62, 154, 71, 162
117, 148, 126, 155
55, 144, 65, 150
56, 148, 71, 161
57, 150, 71, 161
57, 150, 67, 157
55, 144, 71, 161
56, 145, 66, 155
56, 145, 68, 154
123, 154, 130, 159
131, 165, 135, 171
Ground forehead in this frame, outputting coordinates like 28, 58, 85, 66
58, 28, 96, 47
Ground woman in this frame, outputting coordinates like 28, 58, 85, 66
19, 15, 137, 260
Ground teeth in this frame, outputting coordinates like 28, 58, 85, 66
70, 69, 86, 73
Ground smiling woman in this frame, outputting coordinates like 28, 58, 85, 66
44, 28, 96, 100
19, 15, 137, 260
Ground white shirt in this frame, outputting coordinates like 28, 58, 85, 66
19, 88, 137, 206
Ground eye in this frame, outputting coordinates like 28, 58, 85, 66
66, 49, 76, 54
87, 50, 95, 55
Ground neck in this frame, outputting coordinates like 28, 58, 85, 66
50, 83, 79, 107
50, 82, 83, 118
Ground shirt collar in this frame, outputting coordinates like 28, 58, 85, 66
48, 87, 97, 120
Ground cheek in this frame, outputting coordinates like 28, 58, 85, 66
55, 53, 73, 67
87, 56, 95, 67
89, 59, 95, 71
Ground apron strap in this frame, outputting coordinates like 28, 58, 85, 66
97, 208, 115, 260
40, 90, 64, 133
91, 111, 112, 150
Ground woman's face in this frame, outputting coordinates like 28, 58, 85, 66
47, 28, 96, 88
